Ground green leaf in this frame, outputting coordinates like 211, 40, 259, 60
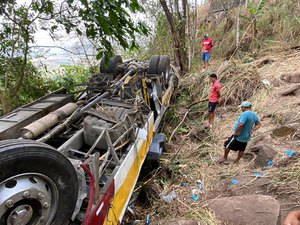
50, 25, 58, 31
255, 0, 266, 14
109, 10, 118, 26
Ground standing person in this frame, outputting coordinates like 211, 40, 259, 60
207, 73, 221, 127
219, 101, 261, 164
201, 34, 213, 69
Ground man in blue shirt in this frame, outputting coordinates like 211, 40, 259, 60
219, 101, 261, 163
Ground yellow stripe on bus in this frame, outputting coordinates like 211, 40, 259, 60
104, 124, 154, 225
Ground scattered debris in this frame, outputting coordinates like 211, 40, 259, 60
145, 215, 150, 225
285, 149, 296, 157
266, 160, 273, 167
162, 191, 177, 203
196, 180, 203, 191
252, 172, 267, 178
180, 182, 189, 187
261, 79, 271, 87
230, 179, 238, 185
190, 194, 199, 201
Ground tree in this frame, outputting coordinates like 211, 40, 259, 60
244, 0, 266, 38
159, 0, 188, 74
0, 0, 148, 113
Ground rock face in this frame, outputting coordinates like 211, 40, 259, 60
280, 72, 300, 83
209, 195, 281, 225
250, 144, 276, 167
278, 84, 300, 96
158, 220, 201, 225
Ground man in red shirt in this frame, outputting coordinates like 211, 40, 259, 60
201, 34, 213, 69
208, 73, 221, 127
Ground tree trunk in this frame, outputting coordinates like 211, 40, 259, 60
253, 17, 257, 38
236, 1, 242, 49
0, 90, 12, 114
159, 0, 188, 74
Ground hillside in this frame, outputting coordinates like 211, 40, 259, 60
126, 47, 300, 225
124, 0, 300, 223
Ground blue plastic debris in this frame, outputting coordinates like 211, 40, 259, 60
145, 214, 150, 225
230, 179, 238, 185
266, 160, 273, 167
191, 194, 199, 201
252, 172, 266, 177
285, 149, 296, 157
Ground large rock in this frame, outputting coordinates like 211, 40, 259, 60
250, 144, 276, 167
280, 72, 300, 83
209, 195, 281, 225
278, 84, 300, 96
158, 220, 201, 225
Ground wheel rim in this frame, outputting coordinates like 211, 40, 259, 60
0, 173, 59, 225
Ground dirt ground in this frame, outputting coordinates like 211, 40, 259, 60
124, 50, 300, 225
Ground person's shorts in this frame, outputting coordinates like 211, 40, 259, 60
201, 52, 210, 62
224, 136, 247, 151
208, 101, 218, 113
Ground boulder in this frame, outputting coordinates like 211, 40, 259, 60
158, 220, 201, 225
250, 144, 276, 167
280, 72, 300, 83
209, 195, 281, 225
278, 84, 300, 96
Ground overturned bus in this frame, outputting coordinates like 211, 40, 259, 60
0, 55, 177, 225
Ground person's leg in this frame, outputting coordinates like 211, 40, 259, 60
219, 148, 230, 162
219, 136, 234, 162
233, 141, 247, 163
205, 53, 211, 68
234, 151, 244, 163
208, 111, 215, 125
208, 102, 217, 126
201, 53, 205, 68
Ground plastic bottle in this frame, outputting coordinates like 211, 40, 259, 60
196, 180, 203, 190
145, 214, 150, 225
162, 190, 176, 203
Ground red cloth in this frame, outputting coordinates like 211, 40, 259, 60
209, 80, 221, 102
202, 38, 213, 52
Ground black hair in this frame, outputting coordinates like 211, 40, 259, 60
209, 73, 217, 79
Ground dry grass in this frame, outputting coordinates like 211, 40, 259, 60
128, 50, 300, 225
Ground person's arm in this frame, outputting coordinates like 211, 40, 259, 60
233, 123, 244, 137
252, 121, 261, 132
216, 87, 221, 99
284, 210, 300, 225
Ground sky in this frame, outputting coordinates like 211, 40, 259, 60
22, 0, 208, 67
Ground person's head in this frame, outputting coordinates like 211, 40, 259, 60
204, 34, 209, 39
240, 101, 252, 111
208, 73, 217, 82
